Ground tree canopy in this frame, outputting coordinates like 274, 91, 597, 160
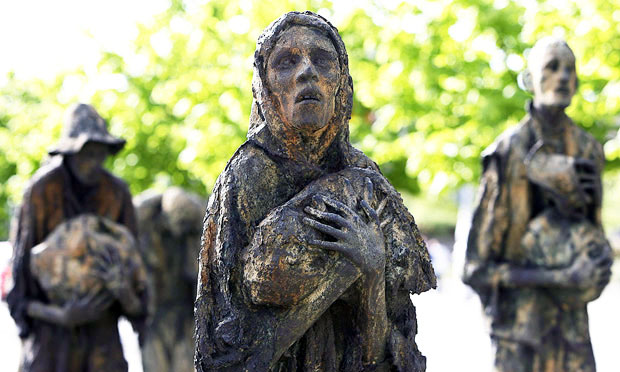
1, 0, 619, 239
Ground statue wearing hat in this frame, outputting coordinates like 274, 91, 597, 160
134, 187, 204, 372
463, 38, 612, 371
7, 103, 148, 372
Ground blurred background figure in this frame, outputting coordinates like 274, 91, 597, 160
7, 103, 148, 372
134, 187, 204, 372
463, 38, 612, 372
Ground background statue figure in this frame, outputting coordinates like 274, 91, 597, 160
7, 103, 148, 372
463, 38, 612, 372
194, 11, 435, 372
135, 187, 204, 372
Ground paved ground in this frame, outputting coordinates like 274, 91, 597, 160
1, 240, 619, 372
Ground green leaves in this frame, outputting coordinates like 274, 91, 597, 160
1, 0, 619, 238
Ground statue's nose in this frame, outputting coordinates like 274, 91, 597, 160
559, 67, 572, 84
296, 58, 319, 83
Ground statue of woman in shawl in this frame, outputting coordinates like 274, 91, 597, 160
194, 12, 435, 372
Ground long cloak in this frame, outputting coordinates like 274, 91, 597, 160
7, 156, 142, 372
194, 12, 435, 372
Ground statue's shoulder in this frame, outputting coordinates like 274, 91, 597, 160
26, 157, 65, 195
347, 145, 381, 172
222, 142, 279, 180
208, 142, 281, 208
134, 191, 163, 222
569, 120, 604, 156
482, 118, 532, 161
99, 168, 132, 197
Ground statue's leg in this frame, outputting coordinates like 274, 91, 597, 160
535, 330, 596, 372
492, 337, 533, 372
141, 321, 171, 372
19, 330, 54, 372
171, 316, 196, 372
564, 341, 595, 372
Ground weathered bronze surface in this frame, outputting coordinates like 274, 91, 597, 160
7, 103, 147, 372
135, 187, 204, 372
464, 38, 612, 372
194, 12, 435, 372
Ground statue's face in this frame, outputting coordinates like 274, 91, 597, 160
531, 44, 577, 109
66, 142, 109, 185
266, 25, 340, 133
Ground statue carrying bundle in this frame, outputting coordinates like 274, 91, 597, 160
30, 214, 146, 308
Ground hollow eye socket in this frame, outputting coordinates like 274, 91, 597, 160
275, 52, 299, 70
312, 49, 338, 70
587, 241, 603, 259
545, 59, 559, 72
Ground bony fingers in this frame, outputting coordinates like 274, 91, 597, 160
303, 217, 347, 240
107, 245, 121, 264
574, 158, 597, 170
578, 173, 598, 180
308, 239, 360, 265
96, 249, 113, 266
90, 251, 108, 265
380, 216, 393, 229
363, 177, 374, 202
304, 206, 352, 229
308, 239, 347, 253
95, 292, 115, 309
376, 198, 388, 218
320, 195, 357, 218
360, 199, 379, 223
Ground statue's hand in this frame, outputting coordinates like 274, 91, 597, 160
215, 314, 243, 350
564, 248, 612, 290
303, 177, 386, 277
27, 288, 114, 328
91, 246, 143, 316
61, 289, 115, 327
574, 158, 602, 207
91, 245, 132, 299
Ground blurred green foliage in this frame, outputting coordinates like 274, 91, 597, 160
1, 0, 620, 239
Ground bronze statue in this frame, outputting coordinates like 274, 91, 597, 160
135, 187, 204, 372
464, 38, 612, 372
194, 12, 435, 372
7, 103, 148, 372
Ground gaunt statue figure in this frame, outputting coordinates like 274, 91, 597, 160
464, 38, 612, 372
194, 11, 436, 372
135, 187, 204, 372
7, 103, 148, 372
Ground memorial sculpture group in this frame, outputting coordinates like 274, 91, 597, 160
4, 10, 613, 372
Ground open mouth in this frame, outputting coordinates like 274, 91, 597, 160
295, 88, 322, 103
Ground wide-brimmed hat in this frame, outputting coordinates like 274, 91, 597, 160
48, 103, 126, 156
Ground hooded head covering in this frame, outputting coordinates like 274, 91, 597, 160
48, 103, 126, 156
247, 11, 354, 163
195, 12, 435, 372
